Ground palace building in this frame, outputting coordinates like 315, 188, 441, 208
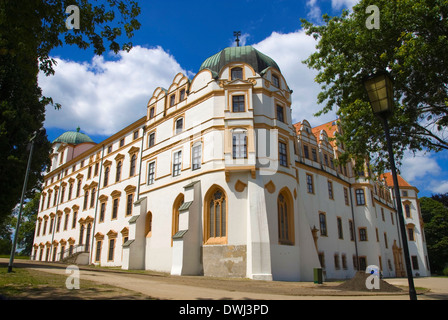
32, 45, 430, 281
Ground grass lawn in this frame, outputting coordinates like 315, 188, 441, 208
0, 266, 154, 300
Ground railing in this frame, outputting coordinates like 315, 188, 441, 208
59, 244, 89, 261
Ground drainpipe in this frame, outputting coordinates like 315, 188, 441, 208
49, 179, 63, 262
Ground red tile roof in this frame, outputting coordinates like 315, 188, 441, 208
382, 172, 412, 187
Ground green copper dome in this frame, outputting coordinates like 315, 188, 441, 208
199, 46, 281, 77
53, 127, 95, 145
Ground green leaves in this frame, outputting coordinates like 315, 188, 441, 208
302, 0, 448, 175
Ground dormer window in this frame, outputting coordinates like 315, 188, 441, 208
170, 94, 176, 107
231, 67, 243, 80
180, 89, 186, 101
272, 74, 280, 88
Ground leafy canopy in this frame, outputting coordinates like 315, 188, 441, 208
301, 0, 448, 174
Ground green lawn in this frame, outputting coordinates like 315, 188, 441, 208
0, 266, 154, 300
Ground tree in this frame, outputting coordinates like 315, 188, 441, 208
0, 1, 141, 224
420, 196, 448, 274
301, 0, 448, 174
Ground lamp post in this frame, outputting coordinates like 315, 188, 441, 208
363, 71, 417, 300
7, 130, 41, 273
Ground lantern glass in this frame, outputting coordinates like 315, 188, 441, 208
364, 72, 394, 116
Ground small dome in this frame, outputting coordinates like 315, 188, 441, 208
53, 127, 94, 145
199, 45, 280, 77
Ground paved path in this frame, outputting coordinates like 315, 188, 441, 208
3, 258, 448, 300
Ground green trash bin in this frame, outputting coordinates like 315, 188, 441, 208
314, 268, 323, 284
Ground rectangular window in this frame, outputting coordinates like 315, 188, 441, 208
411, 256, 419, 270
337, 217, 343, 239
149, 107, 155, 119
126, 193, 133, 216
232, 95, 245, 112
148, 162, 155, 185
279, 141, 288, 167
272, 74, 279, 88
356, 189, 366, 205
99, 202, 106, 222
180, 89, 186, 101
231, 67, 243, 80
344, 188, 349, 205
359, 228, 368, 241
303, 145, 309, 159
311, 148, 317, 161
328, 180, 333, 199
148, 132, 155, 148
108, 239, 115, 261
112, 198, 118, 219
192, 144, 202, 170
175, 118, 183, 135
173, 151, 182, 176
170, 94, 176, 107
120, 138, 125, 147
95, 240, 102, 262
319, 213, 327, 236
232, 132, 247, 159
349, 220, 354, 241
306, 174, 314, 193
276, 105, 284, 122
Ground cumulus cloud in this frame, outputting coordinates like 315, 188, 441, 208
40, 46, 188, 136
306, 0, 323, 23
400, 151, 441, 183
253, 30, 337, 126
331, 0, 359, 10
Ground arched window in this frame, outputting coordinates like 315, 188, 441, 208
116, 161, 122, 182
278, 189, 294, 245
145, 211, 153, 238
204, 186, 227, 244
104, 167, 110, 187
172, 194, 184, 246
130, 154, 137, 177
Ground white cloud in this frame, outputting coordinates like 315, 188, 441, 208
253, 30, 337, 126
331, 0, 359, 10
306, 0, 322, 23
40, 46, 187, 136
399, 151, 441, 183
429, 180, 448, 194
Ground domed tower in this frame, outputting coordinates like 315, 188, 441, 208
49, 127, 96, 171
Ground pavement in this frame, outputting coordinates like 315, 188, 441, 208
2, 258, 448, 300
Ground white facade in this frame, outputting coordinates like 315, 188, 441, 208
32, 46, 430, 280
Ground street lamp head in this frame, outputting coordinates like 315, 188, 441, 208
363, 71, 394, 118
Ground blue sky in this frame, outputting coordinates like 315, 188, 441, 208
40, 0, 448, 197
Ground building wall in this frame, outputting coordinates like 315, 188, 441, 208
33, 58, 430, 281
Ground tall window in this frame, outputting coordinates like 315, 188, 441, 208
126, 193, 134, 216
232, 95, 245, 112
90, 188, 96, 208
319, 213, 327, 236
108, 238, 115, 261
112, 198, 119, 219
337, 217, 343, 239
405, 204, 411, 218
359, 227, 368, 241
279, 141, 288, 167
173, 151, 182, 176
148, 132, 155, 148
130, 154, 137, 177
148, 162, 155, 185
83, 190, 89, 210
205, 187, 227, 244
276, 105, 285, 122
170, 94, 176, 107
104, 167, 110, 187
175, 118, 183, 134
272, 74, 279, 88
327, 180, 333, 199
306, 174, 314, 193
116, 161, 122, 182
192, 143, 202, 170
99, 202, 106, 222
303, 145, 309, 159
172, 194, 184, 246
231, 67, 243, 80
232, 131, 247, 159
356, 189, 365, 205
278, 190, 294, 245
